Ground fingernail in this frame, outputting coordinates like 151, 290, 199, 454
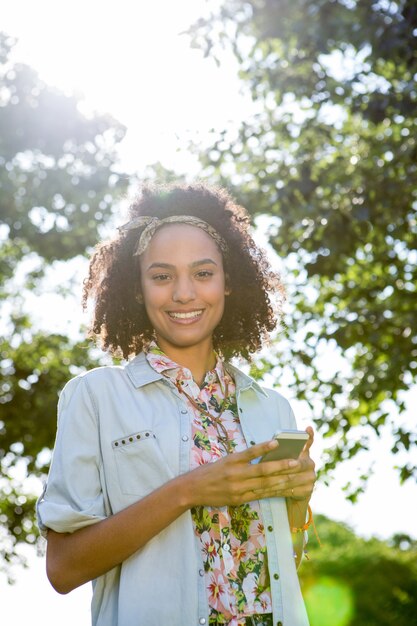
288, 460, 298, 467
268, 439, 278, 448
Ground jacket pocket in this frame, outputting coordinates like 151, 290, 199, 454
112, 430, 174, 496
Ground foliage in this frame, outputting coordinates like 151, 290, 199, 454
187, 0, 417, 484
0, 32, 128, 576
299, 515, 417, 626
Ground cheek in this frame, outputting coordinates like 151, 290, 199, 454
141, 282, 164, 312
210, 278, 227, 302
207, 283, 227, 313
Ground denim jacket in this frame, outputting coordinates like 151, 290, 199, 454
37, 353, 310, 626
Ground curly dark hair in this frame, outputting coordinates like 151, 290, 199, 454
82, 183, 284, 360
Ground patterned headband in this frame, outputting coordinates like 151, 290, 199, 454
118, 215, 228, 256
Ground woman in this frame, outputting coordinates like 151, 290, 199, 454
37, 183, 316, 626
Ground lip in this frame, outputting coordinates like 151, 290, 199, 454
165, 309, 205, 324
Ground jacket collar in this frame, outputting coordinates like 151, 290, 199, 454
125, 352, 163, 388
224, 361, 268, 397
125, 351, 267, 398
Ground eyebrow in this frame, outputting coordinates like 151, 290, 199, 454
146, 258, 218, 271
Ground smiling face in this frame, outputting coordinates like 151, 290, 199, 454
139, 223, 230, 360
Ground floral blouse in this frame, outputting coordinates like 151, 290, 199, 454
146, 343, 273, 626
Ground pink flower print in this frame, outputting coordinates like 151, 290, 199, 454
152, 357, 169, 368
202, 532, 218, 561
258, 592, 270, 611
192, 449, 212, 466
208, 441, 223, 459
208, 578, 225, 603
217, 510, 229, 527
177, 367, 193, 382
204, 382, 217, 395
242, 573, 258, 610
250, 536, 263, 552
231, 544, 247, 561
208, 572, 230, 613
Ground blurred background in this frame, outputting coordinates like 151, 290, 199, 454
1, 1, 416, 625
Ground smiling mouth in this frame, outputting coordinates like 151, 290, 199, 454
167, 310, 204, 320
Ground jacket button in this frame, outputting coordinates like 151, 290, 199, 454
273, 573, 279, 580
277, 622, 283, 626
199, 619, 206, 625
181, 409, 187, 414
268, 525, 273, 532
199, 569, 204, 577
182, 435, 189, 442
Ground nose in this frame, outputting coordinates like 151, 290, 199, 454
172, 276, 196, 303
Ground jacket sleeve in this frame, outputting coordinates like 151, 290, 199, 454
36, 375, 107, 537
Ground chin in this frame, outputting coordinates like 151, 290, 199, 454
157, 329, 214, 350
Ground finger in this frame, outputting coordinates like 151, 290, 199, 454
300, 426, 314, 456
256, 457, 300, 475
305, 426, 314, 445
241, 469, 316, 501
298, 459, 316, 478
287, 474, 316, 497
236, 439, 278, 463
240, 475, 290, 499
287, 469, 317, 495
261, 451, 315, 476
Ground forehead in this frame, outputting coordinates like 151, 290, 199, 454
140, 223, 223, 263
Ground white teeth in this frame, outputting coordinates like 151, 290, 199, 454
168, 310, 203, 319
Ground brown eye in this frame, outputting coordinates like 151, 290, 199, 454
152, 274, 171, 281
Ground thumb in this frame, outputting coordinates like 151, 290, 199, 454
301, 426, 314, 455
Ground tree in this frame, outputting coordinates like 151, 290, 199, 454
187, 0, 417, 486
299, 515, 417, 626
0, 33, 128, 578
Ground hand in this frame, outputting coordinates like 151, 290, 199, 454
282, 427, 316, 567
186, 437, 313, 508
278, 426, 316, 501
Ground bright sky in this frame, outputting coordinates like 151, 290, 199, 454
3, 0, 249, 175
2, 1, 416, 624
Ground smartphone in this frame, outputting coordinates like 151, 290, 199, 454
260, 429, 309, 462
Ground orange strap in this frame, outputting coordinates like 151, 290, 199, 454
290, 503, 313, 533
289, 503, 321, 546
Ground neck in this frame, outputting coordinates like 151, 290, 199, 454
156, 337, 216, 386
